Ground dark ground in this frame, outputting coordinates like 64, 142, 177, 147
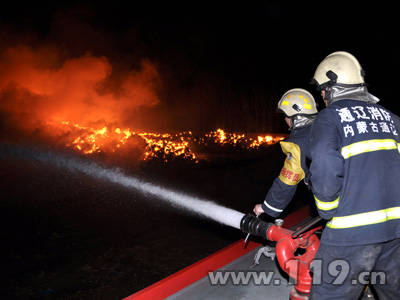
0, 142, 313, 300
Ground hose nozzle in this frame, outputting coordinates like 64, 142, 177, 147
240, 213, 273, 240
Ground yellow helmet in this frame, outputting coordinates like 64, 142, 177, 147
311, 51, 366, 90
277, 88, 318, 117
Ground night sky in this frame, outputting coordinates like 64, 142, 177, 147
0, 2, 399, 134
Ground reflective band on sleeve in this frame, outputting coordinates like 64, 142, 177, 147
263, 201, 284, 213
314, 195, 339, 211
327, 206, 400, 229
341, 139, 399, 159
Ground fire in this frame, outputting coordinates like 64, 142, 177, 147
55, 121, 197, 162
137, 132, 195, 162
0, 43, 286, 162
206, 129, 244, 145
249, 135, 274, 148
52, 122, 286, 163
115, 128, 133, 145
62, 122, 110, 154
204, 129, 283, 149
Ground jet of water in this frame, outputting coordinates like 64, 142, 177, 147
0, 145, 245, 229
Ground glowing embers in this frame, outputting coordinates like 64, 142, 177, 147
205, 129, 244, 145
203, 129, 283, 149
56, 123, 285, 163
60, 122, 196, 162
250, 135, 274, 148
62, 122, 109, 154
138, 132, 196, 162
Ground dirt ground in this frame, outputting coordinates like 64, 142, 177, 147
0, 143, 313, 299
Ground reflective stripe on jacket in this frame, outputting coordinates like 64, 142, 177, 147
309, 99, 400, 246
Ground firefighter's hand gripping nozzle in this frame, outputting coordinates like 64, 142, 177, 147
240, 213, 321, 300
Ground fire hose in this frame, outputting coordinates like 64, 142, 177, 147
240, 214, 322, 300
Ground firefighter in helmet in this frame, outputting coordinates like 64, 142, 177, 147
253, 88, 318, 217
308, 51, 400, 299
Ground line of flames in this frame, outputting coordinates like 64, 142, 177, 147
55, 122, 285, 162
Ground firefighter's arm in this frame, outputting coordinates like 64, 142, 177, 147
260, 141, 305, 218
309, 111, 344, 220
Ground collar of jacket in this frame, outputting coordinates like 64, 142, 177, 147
326, 85, 380, 106
290, 114, 317, 131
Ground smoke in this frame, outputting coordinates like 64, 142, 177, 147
0, 3, 164, 146
0, 43, 160, 141
0, 144, 245, 229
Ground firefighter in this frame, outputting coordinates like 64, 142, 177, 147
253, 88, 318, 217
308, 51, 400, 300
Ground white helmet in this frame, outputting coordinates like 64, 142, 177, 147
311, 51, 366, 90
277, 88, 318, 117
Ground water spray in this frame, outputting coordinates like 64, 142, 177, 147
0, 145, 244, 229
2, 144, 327, 300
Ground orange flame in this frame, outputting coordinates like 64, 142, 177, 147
0, 45, 160, 140
0, 43, 286, 159
54, 122, 197, 162
52, 122, 285, 163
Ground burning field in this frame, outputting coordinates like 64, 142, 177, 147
0, 46, 291, 299
46, 122, 286, 163
0, 16, 295, 300
0, 43, 285, 164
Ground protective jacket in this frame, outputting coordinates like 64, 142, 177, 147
309, 99, 400, 246
262, 125, 311, 217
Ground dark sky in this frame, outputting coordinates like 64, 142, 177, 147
1, 2, 399, 120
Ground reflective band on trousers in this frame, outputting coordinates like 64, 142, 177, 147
327, 206, 400, 229
341, 139, 399, 159
314, 195, 339, 211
